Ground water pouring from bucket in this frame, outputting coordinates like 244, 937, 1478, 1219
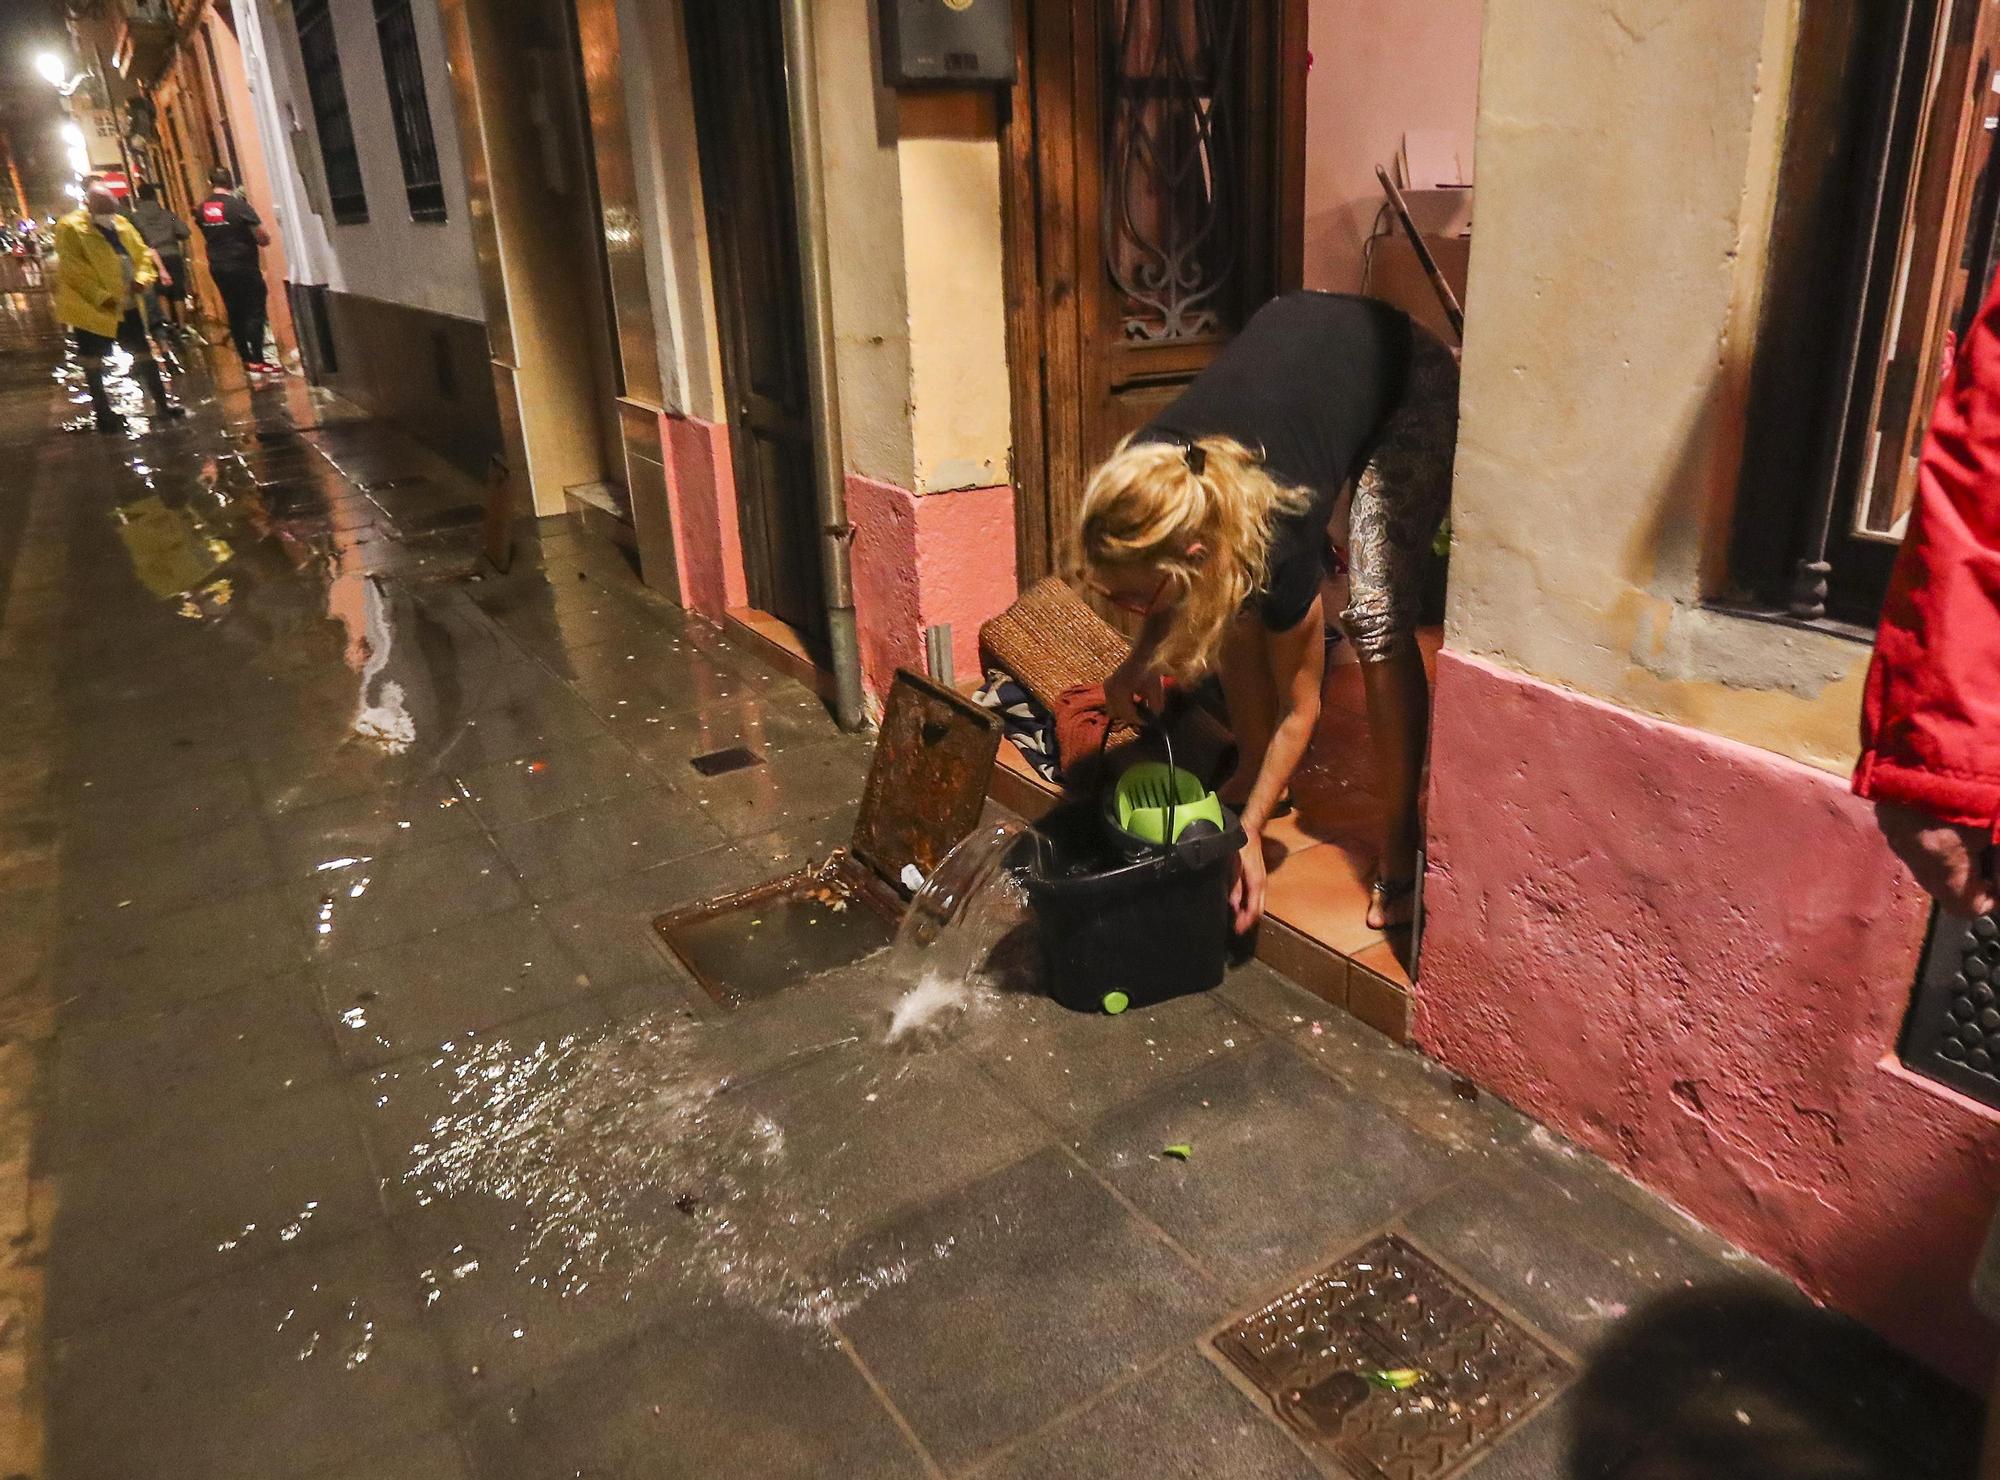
882, 817, 1038, 1049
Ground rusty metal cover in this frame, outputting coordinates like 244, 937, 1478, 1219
1213, 1233, 1570, 1480
850, 669, 1001, 891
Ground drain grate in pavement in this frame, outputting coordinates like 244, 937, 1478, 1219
654, 852, 900, 1007
688, 745, 764, 777
1214, 1233, 1570, 1480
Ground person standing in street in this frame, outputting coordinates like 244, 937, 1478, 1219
129, 183, 193, 344
196, 166, 280, 382
1853, 272, 2000, 1476
52, 182, 185, 433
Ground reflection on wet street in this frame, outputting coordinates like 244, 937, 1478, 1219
0, 294, 1981, 1480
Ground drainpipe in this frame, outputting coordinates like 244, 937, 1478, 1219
780, 0, 866, 732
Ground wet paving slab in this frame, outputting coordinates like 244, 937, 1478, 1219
0, 302, 1983, 1478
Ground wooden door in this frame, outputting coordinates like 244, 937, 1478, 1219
684, 0, 826, 649
1005, 0, 1307, 583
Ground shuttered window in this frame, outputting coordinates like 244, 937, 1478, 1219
293, 0, 368, 224
373, 0, 447, 222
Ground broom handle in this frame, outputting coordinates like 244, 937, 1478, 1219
1375, 165, 1465, 342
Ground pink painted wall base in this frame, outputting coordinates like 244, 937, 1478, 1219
1418, 650, 2000, 1386
848, 474, 1017, 699
660, 413, 746, 620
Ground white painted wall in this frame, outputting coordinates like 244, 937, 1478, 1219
234, 0, 483, 323
1303, 0, 1484, 294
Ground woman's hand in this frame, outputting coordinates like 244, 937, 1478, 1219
1875, 802, 1998, 917
1230, 825, 1267, 934
1105, 662, 1164, 727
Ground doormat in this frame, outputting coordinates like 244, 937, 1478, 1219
1213, 1233, 1570, 1480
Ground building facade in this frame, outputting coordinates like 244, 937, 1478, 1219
77, 0, 302, 365
1418, 0, 2000, 1389
211, 0, 2000, 1386
232, 0, 497, 473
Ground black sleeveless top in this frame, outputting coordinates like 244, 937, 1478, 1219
1138, 291, 1414, 629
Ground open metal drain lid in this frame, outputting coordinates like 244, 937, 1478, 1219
1213, 1233, 1571, 1480
653, 670, 1001, 1006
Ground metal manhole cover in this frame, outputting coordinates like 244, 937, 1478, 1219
1214, 1234, 1571, 1480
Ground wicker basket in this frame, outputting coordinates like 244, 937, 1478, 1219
979, 577, 1132, 713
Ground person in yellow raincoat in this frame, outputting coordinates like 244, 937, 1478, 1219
53, 181, 183, 432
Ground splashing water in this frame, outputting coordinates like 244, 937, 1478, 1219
401, 1012, 943, 1329
390, 821, 1046, 1333
882, 818, 1036, 1050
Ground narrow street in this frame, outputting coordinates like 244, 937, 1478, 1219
0, 302, 1977, 1477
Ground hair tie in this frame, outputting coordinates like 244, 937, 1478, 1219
1183, 441, 1206, 476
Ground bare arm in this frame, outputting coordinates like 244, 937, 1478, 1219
1229, 596, 1325, 934
1239, 595, 1325, 834
1106, 604, 1177, 723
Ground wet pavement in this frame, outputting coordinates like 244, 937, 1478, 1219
0, 293, 1983, 1478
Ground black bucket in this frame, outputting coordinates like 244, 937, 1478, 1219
1022, 799, 1244, 1014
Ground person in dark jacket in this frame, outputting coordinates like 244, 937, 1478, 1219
195, 166, 279, 381
129, 183, 192, 341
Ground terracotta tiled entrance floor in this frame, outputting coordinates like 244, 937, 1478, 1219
993, 631, 1443, 1040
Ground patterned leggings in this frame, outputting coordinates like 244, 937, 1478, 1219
1337, 326, 1460, 661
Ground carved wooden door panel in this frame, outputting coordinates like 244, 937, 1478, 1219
1006, 0, 1305, 582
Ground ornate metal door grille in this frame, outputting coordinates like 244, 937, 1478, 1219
1101, 0, 1244, 342
1903, 909, 2000, 1109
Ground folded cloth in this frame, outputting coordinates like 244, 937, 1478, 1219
1052, 682, 1124, 781
974, 668, 1060, 783
1053, 679, 1239, 793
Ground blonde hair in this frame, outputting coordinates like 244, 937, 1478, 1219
1075, 434, 1313, 677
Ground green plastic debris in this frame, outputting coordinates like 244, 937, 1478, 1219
1364, 1368, 1424, 1391
1102, 991, 1130, 1015
1161, 1143, 1192, 1161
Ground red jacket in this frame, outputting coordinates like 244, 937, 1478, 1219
1853, 278, 2000, 837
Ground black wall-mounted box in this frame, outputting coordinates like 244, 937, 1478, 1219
879, 0, 1016, 87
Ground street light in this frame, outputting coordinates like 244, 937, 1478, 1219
33, 51, 87, 97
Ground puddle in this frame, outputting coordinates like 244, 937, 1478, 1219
402, 1011, 944, 1329
396, 826, 1041, 1334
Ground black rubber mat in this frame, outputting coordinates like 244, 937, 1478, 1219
1902, 911, 2000, 1106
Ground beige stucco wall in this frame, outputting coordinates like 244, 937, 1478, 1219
605, 2, 1010, 499
898, 93, 1011, 494
816, 0, 918, 491
1446, 0, 1873, 774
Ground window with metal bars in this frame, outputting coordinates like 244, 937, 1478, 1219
1730, 0, 2000, 630
292, 0, 368, 225
373, 0, 447, 223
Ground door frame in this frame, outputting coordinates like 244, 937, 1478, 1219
682, 0, 827, 649
1000, 0, 1309, 586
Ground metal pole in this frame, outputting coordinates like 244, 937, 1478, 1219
780, 0, 867, 732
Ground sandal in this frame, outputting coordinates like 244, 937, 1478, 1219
1367, 876, 1417, 931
